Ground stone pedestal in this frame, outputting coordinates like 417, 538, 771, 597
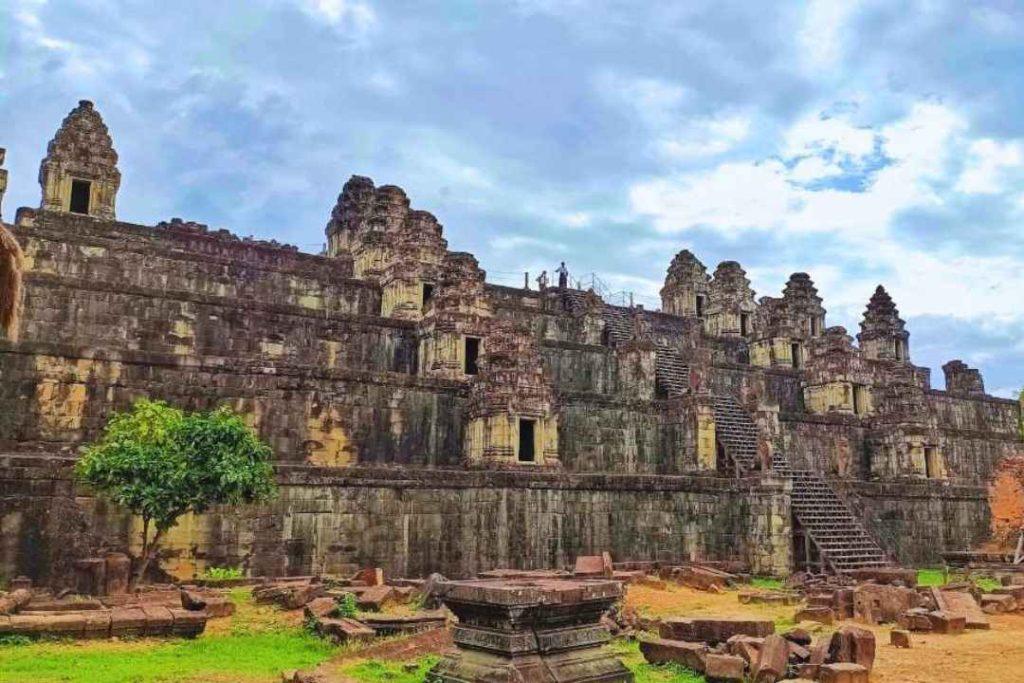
427, 578, 633, 683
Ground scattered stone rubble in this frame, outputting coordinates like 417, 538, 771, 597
641, 622, 875, 683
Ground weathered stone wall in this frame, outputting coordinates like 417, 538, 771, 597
846, 480, 991, 566
0, 455, 790, 583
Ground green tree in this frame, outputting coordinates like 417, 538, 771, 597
76, 400, 277, 587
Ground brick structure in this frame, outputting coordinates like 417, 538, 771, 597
0, 101, 1021, 585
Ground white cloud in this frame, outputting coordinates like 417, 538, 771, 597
797, 0, 864, 72
298, 0, 377, 35
955, 139, 1024, 194
658, 114, 752, 160
560, 211, 592, 228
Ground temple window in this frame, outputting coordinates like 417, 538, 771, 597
69, 179, 91, 214
422, 282, 434, 311
695, 294, 705, 317
464, 336, 480, 375
740, 313, 750, 336
791, 343, 801, 369
518, 418, 536, 462
852, 384, 868, 415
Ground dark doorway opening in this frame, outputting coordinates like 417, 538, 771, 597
69, 179, 91, 215
518, 418, 536, 462
791, 343, 801, 369
695, 295, 705, 317
464, 337, 480, 375
740, 313, 750, 336
422, 283, 434, 311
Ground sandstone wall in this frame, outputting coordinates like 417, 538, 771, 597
0, 455, 791, 583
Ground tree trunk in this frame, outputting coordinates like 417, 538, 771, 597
129, 523, 165, 590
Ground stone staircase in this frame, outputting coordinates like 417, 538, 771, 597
773, 452, 890, 573
711, 395, 758, 473
655, 349, 690, 397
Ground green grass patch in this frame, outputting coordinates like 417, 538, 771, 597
749, 576, 784, 590
917, 568, 1001, 593
0, 630, 334, 683
916, 568, 948, 587
609, 639, 705, 683
338, 655, 440, 682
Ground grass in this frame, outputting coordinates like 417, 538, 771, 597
336, 655, 440, 682
749, 576, 785, 590
609, 639, 705, 683
0, 588, 335, 683
917, 568, 1001, 592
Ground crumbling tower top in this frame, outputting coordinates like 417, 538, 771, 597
858, 285, 909, 363
660, 249, 710, 318
39, 100, 120, 220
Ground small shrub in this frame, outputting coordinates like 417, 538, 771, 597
200, 566, 244, 581
0, 634, 33, 646
332, 592, 358, 619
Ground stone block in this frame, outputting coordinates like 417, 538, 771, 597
356, 585, 396, 611
897, 608, 933, 632
104, 553, 131, 596
140, 605, 175, 636
639, 637, 707, 672
110, 607, 147, 637
782, 628, 811, 646
928, 611, 966, 634
852, 582, 918, 624
304, 597, 338, 621
169, 608, 207, 637
980, 594, 1015, 614
353, 567, 384, 586
793, 607, 833, 625
660, 617, 774, 644
317, 617, 375, 643
827, 625, 875, 672
889, 629, 910, 648
0, 589, 32, 615
573, 555, 613, 578
752, 634, 788, 682
818, 663, 868, 683
704, 653, 746, 682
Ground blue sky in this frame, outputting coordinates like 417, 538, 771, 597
1, 0, 1022, 396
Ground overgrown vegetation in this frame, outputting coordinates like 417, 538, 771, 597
76, 400, 277, 587
336, 655, 441, 682
917, 568, 1000, 592
199, 566, 245, 581
749, 576, 784, 590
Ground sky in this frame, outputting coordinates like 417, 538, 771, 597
0, 0, 1022, 397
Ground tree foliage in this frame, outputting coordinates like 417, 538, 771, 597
76, 400, 276, 584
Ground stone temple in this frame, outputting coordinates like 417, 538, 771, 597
0, 101, 1021, 586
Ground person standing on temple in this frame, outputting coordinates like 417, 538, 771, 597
556, 262, 569, 289
536, 270, 549, 291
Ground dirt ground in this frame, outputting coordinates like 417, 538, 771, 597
625, 583, 1024, 683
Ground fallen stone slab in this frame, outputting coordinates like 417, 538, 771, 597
660, 617, 773, 644
141, 605, 175, 637
928, 610, 966, 634
355, 585, 396, 611
897, 608, 933, 632
992, 585, 1024, 602
639, 637, 708, 672
818, 662, 868, 683
352, 567, 385, 587
940, 588, 989, 630
304, 597, 338, 621
980, 593, 1016, 614
24, 596, 105, 612
359, 611, 447, 637
793, 606, 833, 625
317, 617, 376, 644
253, 582, 325, 610
704, 653, 745, 682
782, 628, 812, 646
739, 591, 801, 606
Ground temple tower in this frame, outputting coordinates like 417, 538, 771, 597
705, 261, 756, 337
751, 273, 825, 369
464, 319, 559, 467
802, 326, 874, 416
660, 250, 710, 318
419, 252, 492, 379
942, 360, 985, 397
858, 285, 909, 363
39, 100, 120, 220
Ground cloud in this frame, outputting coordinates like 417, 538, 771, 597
955, 139, 1024, 194
297, 0, 377, 35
